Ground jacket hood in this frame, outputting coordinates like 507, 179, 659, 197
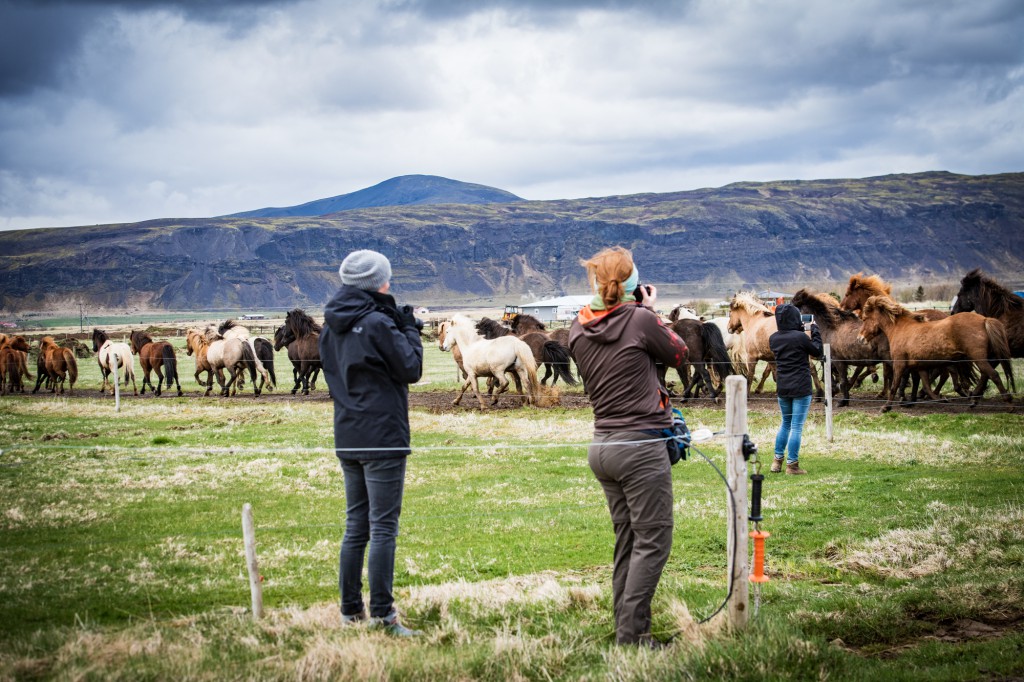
575, 303, 635, 344
775, 303, 804, 332
324, 285, 378, 334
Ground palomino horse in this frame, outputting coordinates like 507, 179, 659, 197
859, 296, 1015, 411
727, 293, 783, 394
792, 289, 892, 407
129, 330, 182, 396
281, 309, 321, 395
217, 320, 273, 392
477, 317, 576, 386
0, 335, 33, 394
952, 268, 1024, 357
34, 336, 78, 395
189, 326, 262, 397
91, 329, 137, 396
442, 314, 539, 409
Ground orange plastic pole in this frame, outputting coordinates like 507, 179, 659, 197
749, 530, 771, 583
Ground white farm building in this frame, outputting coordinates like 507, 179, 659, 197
520, 295, 593, 323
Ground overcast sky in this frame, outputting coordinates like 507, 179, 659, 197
1, 0, 1021, 230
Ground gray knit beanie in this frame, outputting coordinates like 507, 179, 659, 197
339, 249, 392, 291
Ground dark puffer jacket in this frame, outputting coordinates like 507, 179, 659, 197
319, 285, 423, 460
768, 304, 823, 398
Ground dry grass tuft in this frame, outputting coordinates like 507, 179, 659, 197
293, 634, 387, 682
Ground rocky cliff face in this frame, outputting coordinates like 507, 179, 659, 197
1, 171, 1022, 311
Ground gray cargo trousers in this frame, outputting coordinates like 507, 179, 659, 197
588, 431, 674, 645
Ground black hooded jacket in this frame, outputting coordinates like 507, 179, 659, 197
768, 304, 823, 398
319, 285, 423, 460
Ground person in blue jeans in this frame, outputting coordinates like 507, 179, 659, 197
319, 250, 424, 636
768, 303, 823, 475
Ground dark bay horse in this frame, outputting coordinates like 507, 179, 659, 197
860, 296, 1014, 411
792, 289, 892, 407
129, 330, 182, 396
505, 314, 576, 386
282, 309, 322, 395
952, 269, 1024, 357
663, 319, 733, 401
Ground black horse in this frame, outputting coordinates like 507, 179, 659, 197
662, 319, 733, 401
953, 269, 1024, 357
278, 309, 322, 395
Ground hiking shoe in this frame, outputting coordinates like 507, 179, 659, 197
785, 461, 807, 475
770, 457, 784, 473
341, 610, 366, 625
369, 611, 422, 637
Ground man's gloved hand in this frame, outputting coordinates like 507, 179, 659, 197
398, 305, 424, 332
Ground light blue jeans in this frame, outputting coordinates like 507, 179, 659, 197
774, 395, 812, 464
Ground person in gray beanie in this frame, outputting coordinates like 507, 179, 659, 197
319, 249, 424, 636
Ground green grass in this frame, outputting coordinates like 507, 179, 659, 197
1, 345, 1023, 680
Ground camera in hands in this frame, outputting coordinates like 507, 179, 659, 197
633, 284, 652, 302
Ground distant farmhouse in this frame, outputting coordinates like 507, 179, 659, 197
520, 295, 592, 323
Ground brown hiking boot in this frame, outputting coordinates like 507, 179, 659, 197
770, 458, 783, 473
785, 461, 806, 475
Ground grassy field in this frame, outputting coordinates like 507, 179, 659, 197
1, 336, 1023, 680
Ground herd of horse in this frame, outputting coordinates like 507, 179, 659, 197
0, 268, 1019, 412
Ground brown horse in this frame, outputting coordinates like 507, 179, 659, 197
952, 268, 1024, 357
0, 333, 32, 393
0, 335, 32, 394
505, 314, 576, 385
129, 330, 183, 396
792, 289, 892, 407
282, 309, 322, 395
859, 296, 1015, 411
663, 318, 734, 402
34, 336, 78, 395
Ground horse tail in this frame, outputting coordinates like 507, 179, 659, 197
984, 318, 1015, 393
19, 352, 33, 380
516, 341, 540, 404
161, 344, 178, 384
240, 341, 259, 387
701, 321, 734, 378
542, 340, 577, 385
63, 349, 78, 390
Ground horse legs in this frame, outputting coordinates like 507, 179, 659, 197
489, 374, 510, 407
754, 363, 775, 393
290, 361, 302, 394
453, 375, 475, 406
153, 365, 165, 397
971, 360, 1010, 406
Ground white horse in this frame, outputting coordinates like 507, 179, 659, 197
91, 329, 138, 396
218, 320, 274, 392
442, 314, 539, 409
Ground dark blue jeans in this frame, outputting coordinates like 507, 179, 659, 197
774, 395, 812, 464
339, 457, 407, 619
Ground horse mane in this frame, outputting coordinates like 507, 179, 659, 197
286, 308, 321, 337
512, 313, 546, 332
131, 330, 154, 345
476, 317, 511, 339
963, 268, 1023, 318
792, 289, 858, 326
92, 328, 108, 344
40, 335, 56, 348
204, 325, 223, 343
847, 272, 892, 298
731, 292, 773, 317
862, 295, 926, 323
218, 319, 240, 336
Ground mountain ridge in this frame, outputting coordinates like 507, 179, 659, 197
1, 171, 1022, 311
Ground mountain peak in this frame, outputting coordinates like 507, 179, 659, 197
227, 175, 523, 218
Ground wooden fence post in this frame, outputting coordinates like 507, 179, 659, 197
824, 343, 833, 442
724, 375, 749, 629
242, 503, 264, 619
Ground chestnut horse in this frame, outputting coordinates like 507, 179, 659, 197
34, 336, 78, 395
859, 296, 1014, 411
952, 268, 1024, 357
0, 335, 33, 394
436, 320, 468, 381
129, 330, 182, 396
92, 329, 137, 396
185, 328, 215, 390
442, 314, 539, 409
